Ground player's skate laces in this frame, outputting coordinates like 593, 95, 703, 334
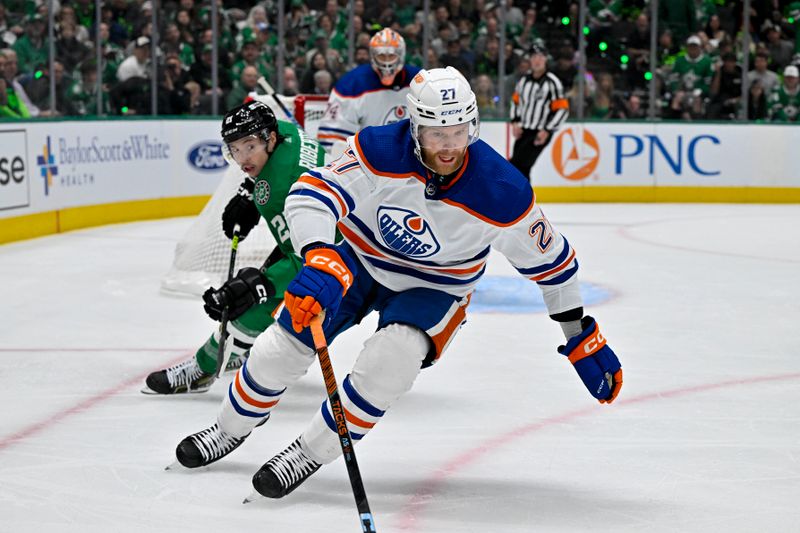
143, 357, 244, 394
252, 438, 321, 498
175, 422, 248, 468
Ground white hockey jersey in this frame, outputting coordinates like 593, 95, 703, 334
316, 64, 421, 158
286, 121, 582, 315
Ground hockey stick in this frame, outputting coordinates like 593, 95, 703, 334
215, 224, 241, 379
256, 76, 301, 127
310, 314, 377, 533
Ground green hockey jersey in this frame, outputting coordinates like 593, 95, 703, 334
251, 119, 326, 258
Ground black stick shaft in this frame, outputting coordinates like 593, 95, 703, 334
310, 315, 377, 533
216, 226, 240, 378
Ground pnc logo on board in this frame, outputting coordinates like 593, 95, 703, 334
551, 126, 599, 181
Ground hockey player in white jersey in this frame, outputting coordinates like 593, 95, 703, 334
316, 28, 421, 158
173, 67, 623, 501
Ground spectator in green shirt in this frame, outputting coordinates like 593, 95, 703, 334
666, 35, 713, 119
1, 48, 39, 116
768, 65, 800, 122
230, 38, 272, 88
226, 65, 261, 110
12, 14, 48, 75
0, 52, 30, 118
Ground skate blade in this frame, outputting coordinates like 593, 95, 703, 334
164, 460, 183, 471
243, 490, 264, 504
140, 386, 212, 395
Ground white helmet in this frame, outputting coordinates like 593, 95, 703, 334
406, 66, 480, 167
370, 29, 405, 85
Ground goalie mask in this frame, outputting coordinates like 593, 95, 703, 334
369, 28, 405, 86
406, 67, 480, 172
221, 101, 278, 163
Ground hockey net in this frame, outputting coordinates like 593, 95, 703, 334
160, 94, 330, 297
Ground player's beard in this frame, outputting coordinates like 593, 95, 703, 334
422, 147, 467, 175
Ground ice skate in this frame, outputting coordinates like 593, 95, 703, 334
142, 356, 244, 395
251, 438, 321, 498
174, 422, 248, 468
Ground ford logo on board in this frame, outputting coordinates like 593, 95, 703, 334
187, 141, 228, 171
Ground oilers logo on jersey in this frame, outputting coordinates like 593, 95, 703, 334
377, 206, 440, 258
382, 105, 408, 125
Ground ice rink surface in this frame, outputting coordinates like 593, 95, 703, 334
1, 203, 799, 533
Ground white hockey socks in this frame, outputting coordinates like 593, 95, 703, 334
218, 324, 316, 437
302, 323, 429, 464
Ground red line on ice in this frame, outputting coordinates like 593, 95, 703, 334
0, 351, 191, 451
395, 371, 800, 531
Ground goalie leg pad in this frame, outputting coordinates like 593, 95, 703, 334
302, 324, 428, 464
218, 324, 316, 438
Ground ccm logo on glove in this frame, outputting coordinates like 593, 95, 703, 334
284, 245, 358, 332
308, 254, 353, 291
568, 330, 606, 362
256, 284, 270, 303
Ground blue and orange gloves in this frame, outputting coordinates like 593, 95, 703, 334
558, 316, 623, 404
284, 245, 357, 333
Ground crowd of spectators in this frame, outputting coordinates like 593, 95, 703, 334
1, 0, 799, 122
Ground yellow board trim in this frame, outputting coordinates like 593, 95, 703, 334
0, 196, 210, 245
534, 186, 800, 204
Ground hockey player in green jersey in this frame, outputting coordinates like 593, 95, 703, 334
768, 65, 800, 122
143, 100, 325, 394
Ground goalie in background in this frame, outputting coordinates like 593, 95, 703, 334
142, 100, 326, 394
316, 28, 421, 158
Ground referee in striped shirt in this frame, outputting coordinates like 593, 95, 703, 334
509, 42, 569, 181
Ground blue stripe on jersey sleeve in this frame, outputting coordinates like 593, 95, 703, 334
515, 238, 572, 275
306, 170, 356, 212
288, 189, 341, 218
343, 375, 385, 417
364, 255, 486, 286
318, 126, 356, 136
536, 261, 579, 286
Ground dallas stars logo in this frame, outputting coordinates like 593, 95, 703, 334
255, 180, 271, 205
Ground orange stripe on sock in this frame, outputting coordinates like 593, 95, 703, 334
234, 371, 280, 409
345, 408, 376, 429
